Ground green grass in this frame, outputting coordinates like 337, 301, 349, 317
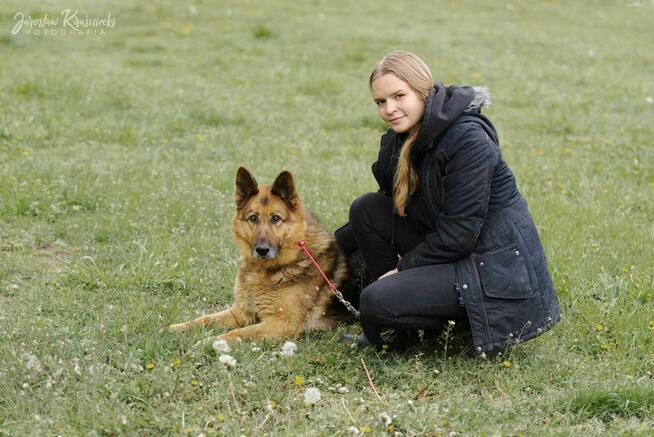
1, 0, 654, 435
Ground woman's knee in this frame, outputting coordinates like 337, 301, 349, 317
359, 286, 377, 320
349, 192, 389, 225
359, 282, 391, 321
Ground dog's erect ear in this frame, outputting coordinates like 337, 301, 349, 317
271, 170, 298, 208
235, 167, 259, 208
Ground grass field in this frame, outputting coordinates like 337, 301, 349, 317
1, 0, 654, 435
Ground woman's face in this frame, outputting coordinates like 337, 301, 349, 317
371, 74, 425, 134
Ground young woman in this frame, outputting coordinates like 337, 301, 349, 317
335, 51, 560, 355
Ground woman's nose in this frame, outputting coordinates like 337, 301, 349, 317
385, 102, 397, 115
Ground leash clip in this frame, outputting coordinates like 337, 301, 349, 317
298, 240, 360, 319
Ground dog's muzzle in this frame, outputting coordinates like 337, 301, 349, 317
252, 244, 278, 259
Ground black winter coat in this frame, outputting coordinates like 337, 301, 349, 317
371, 83, 560, 354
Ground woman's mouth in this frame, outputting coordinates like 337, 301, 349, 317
389, 116, 405, 123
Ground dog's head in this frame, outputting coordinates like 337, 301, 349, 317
231, 167, 306, 262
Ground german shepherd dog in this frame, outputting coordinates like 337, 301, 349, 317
169, 167, 355, 342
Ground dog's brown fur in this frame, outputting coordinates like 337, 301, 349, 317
168, 167, 351, 342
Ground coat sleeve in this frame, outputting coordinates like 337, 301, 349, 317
397, 125, 498, 270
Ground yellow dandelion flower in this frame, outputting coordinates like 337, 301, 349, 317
594, 324, 604, 332
294, 375, 305, 386
170, 357, 181, 368
145, 362, 155, 370
179, 24, 194, 35
361, 426, 372, 433
191, 379, 198, 387
502, 360, 512, 369
217, 414, 225, 422
648, 320, 654, 331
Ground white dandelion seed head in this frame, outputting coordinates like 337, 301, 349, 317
212, 339, 230, 353
346, 426, 359, 434
646, 96, 653, 104
337, 386, 349, 394
303, 387, 321, 405
378, 412, 395, 426
281, 341, 297, 357
22, 353, 42, 372
218, 354, 237, 369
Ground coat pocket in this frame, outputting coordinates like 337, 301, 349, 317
473, 243, 533, 299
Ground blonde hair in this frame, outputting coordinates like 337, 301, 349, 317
369, 51, 433, 216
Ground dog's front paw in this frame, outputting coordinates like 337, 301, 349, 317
216, 332, 244, 343
168, 322, 189, 333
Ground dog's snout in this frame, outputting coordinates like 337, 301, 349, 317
252, 243, 278, 259
255, 246, 270, 257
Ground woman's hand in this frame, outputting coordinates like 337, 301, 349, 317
379, 268, 398, 279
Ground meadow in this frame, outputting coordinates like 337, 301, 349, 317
1, 0, 653, 435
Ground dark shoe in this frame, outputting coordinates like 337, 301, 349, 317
339, 333, 371, 347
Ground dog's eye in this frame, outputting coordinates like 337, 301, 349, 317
247, 215, 258, 224
271, 215, 282, 224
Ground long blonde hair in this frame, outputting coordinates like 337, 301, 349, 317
369, 51, 433, 216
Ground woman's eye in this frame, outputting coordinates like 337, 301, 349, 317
396, 94, 404, 99
248, 215, 258, 224
271, 215, 282, 224
375, 100, 384, 107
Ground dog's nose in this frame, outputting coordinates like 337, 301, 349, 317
255, 246, 270, 257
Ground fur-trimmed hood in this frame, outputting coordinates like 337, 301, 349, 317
466, 86, 491, 112
412, 83, 491, 158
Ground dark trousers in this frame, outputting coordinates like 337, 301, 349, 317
335, 192, 467, 350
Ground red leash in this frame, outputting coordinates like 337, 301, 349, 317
298, 240, 337, 290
